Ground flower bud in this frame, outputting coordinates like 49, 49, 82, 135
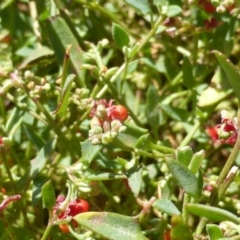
102, 132, 113, 144
91, 138, 101, 145
96, 104, 107, 119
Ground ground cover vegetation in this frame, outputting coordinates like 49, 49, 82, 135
1, 0, 240, 239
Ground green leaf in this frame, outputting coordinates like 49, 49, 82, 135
5, 107, 24, 138
42, 180, 56, 210
19, 46, 54, 69
166, 5, 182, 18
123, 0, 151, 14
45, 16, 85, 87
30, 139, 57, 179
166, 159, 201, 199
171, 215, 193, 240
117, 123, 148, 148
159, 103, 190, 122
112, 23, 130, 49
153, 199, 181, 216
85, 173, 126, 181
126, 164, 143, 197
188, 150, 204, 174
135, 134, 150, 150
127, 60, 139, 73
176, 146, 193, 167
183, 56, 194, 89
32, 176, 48, 206
74, 212, 148, 240
53, 74, 75, 115
186, 204, 240, 224
81, 139, 102, 164
146, 85, 160, 134
206, 224, 224, 240
22, 124, 46, 151
213, 50, 240, 102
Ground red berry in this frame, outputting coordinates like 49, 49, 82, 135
69, 199, 89, 216
59, 224, 69, 233
198, 0, 216, 13
110, 105, 128, 122
204, 1, 216, 13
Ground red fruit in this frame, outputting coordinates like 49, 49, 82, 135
204, 1, 216, 13
204, 18, 218, 29
110, 105, 128, 122
59, 224, 69, 233
206, 126, 218, 142
69, 199, 89, 216
55, 197, 89, 233
198, 0, 216, 13
1, 188, 6, 194
164, 229, 171, 240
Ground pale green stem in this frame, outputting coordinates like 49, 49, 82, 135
182, 194, 190, 223
179, 121, 201, 147
40, 221, 54, 240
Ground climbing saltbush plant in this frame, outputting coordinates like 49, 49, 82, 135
1, 0, 240, 239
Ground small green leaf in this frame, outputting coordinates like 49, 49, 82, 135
46, 16, 85, 87
112, 23, 130, 49
166, 159, 201, 199
159, 104, 190, 122
188, 150, 204, 174
146, 85, 160, 134
117, 123, 148, 148
74, 212, 148, 240
183, 56, 194, 89
32, 177, 48, 206
23, 124, 46, 151
81, 139, 102, 164
127, 60, 139, 73
53, 74, 75, 115
135, 134, 150, 150
5, 107, 24, 138
176, 146, 193, 167
123, 0, 151, 14
85, 173, 126, 181
42, 180, 55, 210
29, 139, 57, 179
166, 5, 182, 18
213, 50, 240, 102
206, 224, 224, 240
186, 204, 240, 224
19, 46, 54, 69
171, 215, 193, 240
126, 164, 143, 197
153, 199, 181, 216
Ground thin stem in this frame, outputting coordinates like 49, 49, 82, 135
134, 15, 163, 58
6, 93, 48, 125
40, 220, 54, 240
218, 166, 238, 199
149, 142, 175, 153
96, 63, 126, 98
182, 194, 190, 223
1, 153, 17, 192
96, 15, 164, 99
179, 121, 201, 147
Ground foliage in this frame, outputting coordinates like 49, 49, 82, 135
1, 0, 240, 239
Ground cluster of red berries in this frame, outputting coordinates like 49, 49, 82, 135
207, 110, 238, 146
198, 0, 235, 30
88, 99, 128, 145
53, 195, 89, 233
